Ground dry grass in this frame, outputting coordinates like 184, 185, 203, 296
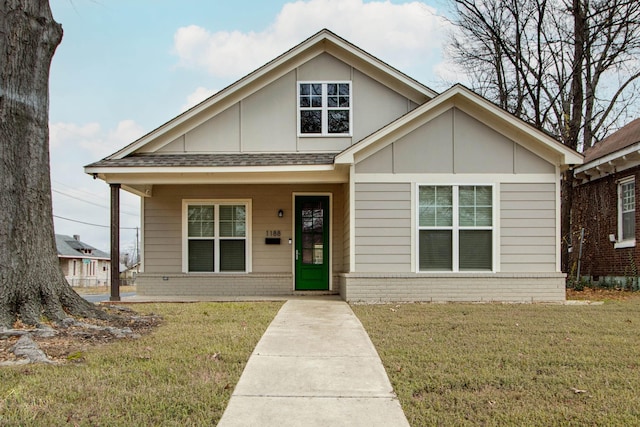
0, 302, 282, 426
353, 299, 640, 426
72, 285, 136, 295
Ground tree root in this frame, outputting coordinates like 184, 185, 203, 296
59, 317, 141, 339
0, 311, 154, 366
1, 334, 55, 366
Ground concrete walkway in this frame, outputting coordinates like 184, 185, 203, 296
217, 298, 410, 427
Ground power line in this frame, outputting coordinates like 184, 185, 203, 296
52, 179, 140, 211
52, 179, 110, 204
53, 214, 139, 230
52, 188, 139, 216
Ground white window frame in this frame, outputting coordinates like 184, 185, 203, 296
615, 177, 635, 249
416, 184, 495, 272
297, 81, 352, 137
182, 199, 252, 273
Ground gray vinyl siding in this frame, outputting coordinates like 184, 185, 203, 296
143, 184, 345, 275
354, 182, 412, 272
143, 198, 182, 273
343, 182, 351, 271
500, 183, 557, 272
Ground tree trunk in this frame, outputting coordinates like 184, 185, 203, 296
0, 0, 108, 328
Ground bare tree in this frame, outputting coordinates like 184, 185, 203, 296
449, 0, 640, 150
0, 0, 108, 328
448, 0, 640, 271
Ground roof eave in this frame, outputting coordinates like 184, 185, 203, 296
574, 141, 640, 181
336, 85, 584, 168
104, 29, 436, 161
85, 164, 338, 175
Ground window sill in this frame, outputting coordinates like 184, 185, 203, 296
417, 270, 496, 274
184, 271, 249, 274
614, 239, 636, 249
298, 133, 352, 138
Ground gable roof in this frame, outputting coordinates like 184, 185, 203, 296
574, 118, 640, 182
335, 84, 583, 168
582, 118, 640, 163
100, 29, 436, 161
55, 234, 110, 260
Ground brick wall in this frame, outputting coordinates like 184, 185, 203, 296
340, 273, 566, 303
570, 166, 640, 280
137, 273, 343, 297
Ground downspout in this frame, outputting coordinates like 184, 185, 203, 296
576, 227, 584, 283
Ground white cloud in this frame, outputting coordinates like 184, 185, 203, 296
49, 121, 144, 251
172, 0, 451, 83
50, 120, 145, 159
181, 86, 217, 112
50, 122, 101, 150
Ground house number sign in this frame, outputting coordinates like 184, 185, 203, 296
266, 230, 281, 237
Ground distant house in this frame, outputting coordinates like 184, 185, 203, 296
119, 262, 140, 285
572, 119, 640, 286
85, 29, 582, 302
55, 234, 110, 287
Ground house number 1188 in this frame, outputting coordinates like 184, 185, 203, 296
266, 230, 281, 237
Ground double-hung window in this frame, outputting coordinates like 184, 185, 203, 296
184, 201, 250, 273
617, 178, 635, 246
298, 82, 351, 135
418, 185, 493, 271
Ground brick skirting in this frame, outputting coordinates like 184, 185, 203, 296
339, 273, 566, 303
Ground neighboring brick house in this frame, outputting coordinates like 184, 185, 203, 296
56, 234, 110, 287
572, 119, 640, 286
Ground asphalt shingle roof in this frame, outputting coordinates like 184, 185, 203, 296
87, 152, 339, 168
583, 118, 640, 163
55, 234, 109, 259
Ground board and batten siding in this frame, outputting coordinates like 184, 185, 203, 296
500, 182, 557, 272
354, 182, 412, 272
153, 53, 417, 156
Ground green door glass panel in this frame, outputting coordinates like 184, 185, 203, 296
295, 196, 329, 290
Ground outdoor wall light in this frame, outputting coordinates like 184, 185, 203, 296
278, 209, 284, 218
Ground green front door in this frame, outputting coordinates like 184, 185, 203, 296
295, 196, 330, 290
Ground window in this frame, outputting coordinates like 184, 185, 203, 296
618, 178, 635, 245
298, 82, 351, 135
418, 185, 493, 271
184, 201, 250, 273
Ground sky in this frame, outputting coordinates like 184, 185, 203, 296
48, 0, 462, 254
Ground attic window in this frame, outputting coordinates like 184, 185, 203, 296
298, 82, 351, 136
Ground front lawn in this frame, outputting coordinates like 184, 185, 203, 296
0, 302, 282, 426
353, 298, 640, 426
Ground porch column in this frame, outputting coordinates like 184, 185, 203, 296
110, 183, 121, 302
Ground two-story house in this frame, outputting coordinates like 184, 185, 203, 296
56, 234, 110, 287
